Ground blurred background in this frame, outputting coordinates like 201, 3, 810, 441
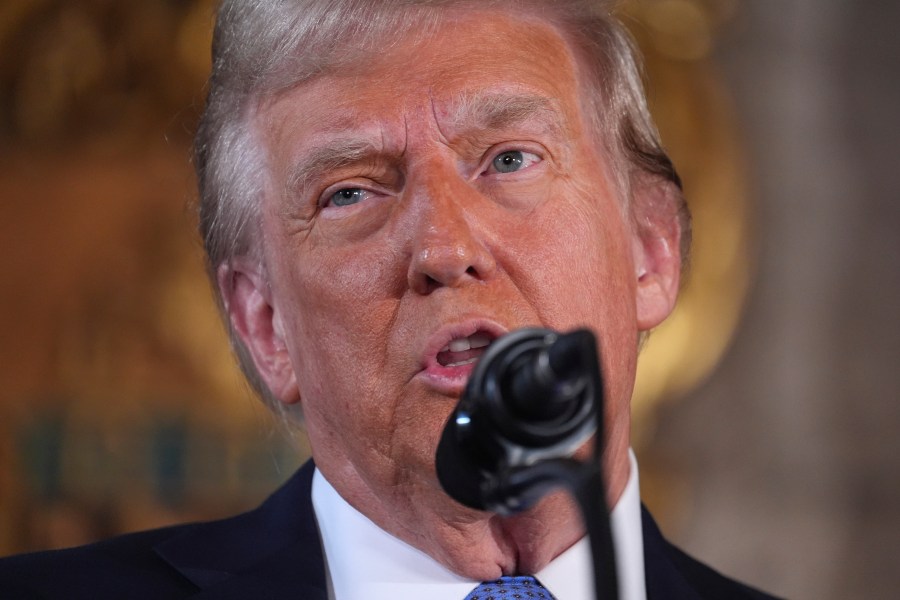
0, 1, 897, 598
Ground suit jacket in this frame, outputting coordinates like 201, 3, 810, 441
0, 461, 780, 599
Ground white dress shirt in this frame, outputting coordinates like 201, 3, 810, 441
312, 450, 646, 600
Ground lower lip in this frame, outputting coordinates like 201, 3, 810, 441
414, 361, 478, 395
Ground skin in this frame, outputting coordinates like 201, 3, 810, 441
220, 8, 681, 580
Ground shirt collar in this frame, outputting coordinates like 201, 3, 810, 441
312, 450, 645, 600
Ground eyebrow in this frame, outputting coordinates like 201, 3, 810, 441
285, 93, 564, 198
287, 137, 383, 199
443, 91, 563, 136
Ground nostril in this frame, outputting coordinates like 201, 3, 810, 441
424, 274, 440, 293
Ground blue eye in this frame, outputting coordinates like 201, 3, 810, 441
492, 150, 525, 173
329, 188, 367, 207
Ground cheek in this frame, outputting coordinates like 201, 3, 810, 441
510, 191, 639, 401
269, 239, 405, 424
512, 193, 636, 326
278, 236, 401, 344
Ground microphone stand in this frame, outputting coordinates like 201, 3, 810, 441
436, 328, 620, 600
484, 409, 619, 598
496, 454, 619, 600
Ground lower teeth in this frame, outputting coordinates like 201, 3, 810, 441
445, 358, 478, 367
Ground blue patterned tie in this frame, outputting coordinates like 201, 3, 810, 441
464, 575, 557, 600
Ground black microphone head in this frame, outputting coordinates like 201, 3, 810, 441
435, 327, 601, 513
505, 328, 595, 423
435, 410, 489, 511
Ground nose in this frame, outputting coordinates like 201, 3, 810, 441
406, 174, 496, 295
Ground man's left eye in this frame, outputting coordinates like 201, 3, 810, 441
327, 188, 368, 207
488, 150, 541, 174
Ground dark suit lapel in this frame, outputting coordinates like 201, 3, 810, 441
184, 537, 327, 600
642, 506, 781, 600
642, 505, 704, 600
153, 461, 327, 599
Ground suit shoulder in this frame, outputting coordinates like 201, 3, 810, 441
0, 464, 318, 599
661, 540, 784, 600
0, 524, 199, 599
641, 506, 784, 600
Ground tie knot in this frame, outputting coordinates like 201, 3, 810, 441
464, 575, 557, 600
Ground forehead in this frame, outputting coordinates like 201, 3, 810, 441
258, 8, 591, 146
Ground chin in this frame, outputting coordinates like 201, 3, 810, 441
500, 489, 584, 574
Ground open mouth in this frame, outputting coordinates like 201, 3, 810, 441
436, 331, 494, 368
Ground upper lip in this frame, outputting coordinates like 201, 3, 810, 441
419, 318, 509, 370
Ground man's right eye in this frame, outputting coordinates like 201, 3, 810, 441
326, 188, 368, 207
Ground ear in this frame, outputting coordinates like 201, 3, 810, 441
631, 179, 683, 331
217, 260, 300, 405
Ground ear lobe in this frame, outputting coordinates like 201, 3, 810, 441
217, 262, 300, 405
632, 180, 683, 331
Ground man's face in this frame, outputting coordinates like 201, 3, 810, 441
229, 8, 679, 578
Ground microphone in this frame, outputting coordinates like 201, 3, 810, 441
435, 327, 599, 514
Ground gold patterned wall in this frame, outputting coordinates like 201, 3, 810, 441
0, 0, 748, 555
